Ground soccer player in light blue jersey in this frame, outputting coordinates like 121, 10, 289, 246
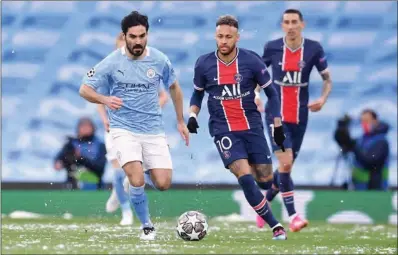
80, 11, 189, 241
99, 33, 169, 227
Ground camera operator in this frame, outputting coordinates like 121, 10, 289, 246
334, 109, 390, 191
54, 117, 106, 190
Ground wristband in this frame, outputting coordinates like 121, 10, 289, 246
190, 112, 197, 118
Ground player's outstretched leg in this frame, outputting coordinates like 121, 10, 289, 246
124, 161, 155, 241
257, 169, 280, 228
277, 150, 308, 232
113, 168, 133, 226
252, 165, 277, 229
231, 159, 287, 240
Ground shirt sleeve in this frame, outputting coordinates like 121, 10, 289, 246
262, 42, 272, 67
252, 54, 272, 89
193, 57, 205, 91
81, 57, 112, 91
161, 56, 177, 88
315, 43, 328, 73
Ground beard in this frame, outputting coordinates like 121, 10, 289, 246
126, 42, 146, 57
217, 43, 236, 56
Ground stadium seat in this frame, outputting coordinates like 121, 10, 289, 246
2, 1, 396, 187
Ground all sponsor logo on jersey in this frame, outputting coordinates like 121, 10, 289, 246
213, 83, 250, 100
282, 71, 302, 84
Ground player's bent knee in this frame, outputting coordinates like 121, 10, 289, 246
279, 161, 293, 173
155, 181, 171, 191
127, 176, 145, 187
276, 150, 294, 173
151, 168, 172, 191
228, 159, 252, 178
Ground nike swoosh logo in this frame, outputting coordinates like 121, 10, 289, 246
214, 77, 218, 81
117, 70, 124, 76
267, 155, 271, 159
278, 62, 283, 65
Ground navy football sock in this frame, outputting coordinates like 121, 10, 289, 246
266, 169, 280, 202
279, 172, 296, 216
238, 174, 279, 228
256, 180, 273, 190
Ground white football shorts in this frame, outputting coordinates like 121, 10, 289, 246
109, 128, 173, 171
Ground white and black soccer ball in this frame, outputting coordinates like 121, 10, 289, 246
176, 211, 208, 241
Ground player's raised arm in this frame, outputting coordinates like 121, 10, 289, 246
308, 44, 332, 112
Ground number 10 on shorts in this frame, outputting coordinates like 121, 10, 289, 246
216, 136, 232, 152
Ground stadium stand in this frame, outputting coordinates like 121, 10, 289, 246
2, 1, 397, 187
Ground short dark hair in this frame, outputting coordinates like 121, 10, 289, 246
361, 109, 378, 120
216, 15, 239, 29
121, 11, 149, 34
283, 9, 304, 21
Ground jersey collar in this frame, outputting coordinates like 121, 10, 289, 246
215, 47, 239, 66
283, 37, 305, 52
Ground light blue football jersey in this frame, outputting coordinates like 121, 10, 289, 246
82, 46, 176, 135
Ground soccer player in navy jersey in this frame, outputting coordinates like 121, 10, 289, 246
187, 15, 287, 240
255, 9, 333, 232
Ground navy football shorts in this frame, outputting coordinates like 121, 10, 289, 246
265, 117, 307, 160
213, 128, 272, 169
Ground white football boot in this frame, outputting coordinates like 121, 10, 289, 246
105, 189, 119, 213
119, 209, 133, 226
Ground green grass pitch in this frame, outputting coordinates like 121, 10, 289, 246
2, 217, 397, 254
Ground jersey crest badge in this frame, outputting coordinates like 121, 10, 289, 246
298, 60, 306, 69
147, 68, 156, 79
234, 73, 243, 83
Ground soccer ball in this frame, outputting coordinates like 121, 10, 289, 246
176, 211, 208, 241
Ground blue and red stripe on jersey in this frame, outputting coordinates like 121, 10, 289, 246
217, 57, 250, 132
281, 44, 304, 124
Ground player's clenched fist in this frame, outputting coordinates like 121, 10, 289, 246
104, 96, 123, 110
187, 116, 199, 133
273, 125, 286, 148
